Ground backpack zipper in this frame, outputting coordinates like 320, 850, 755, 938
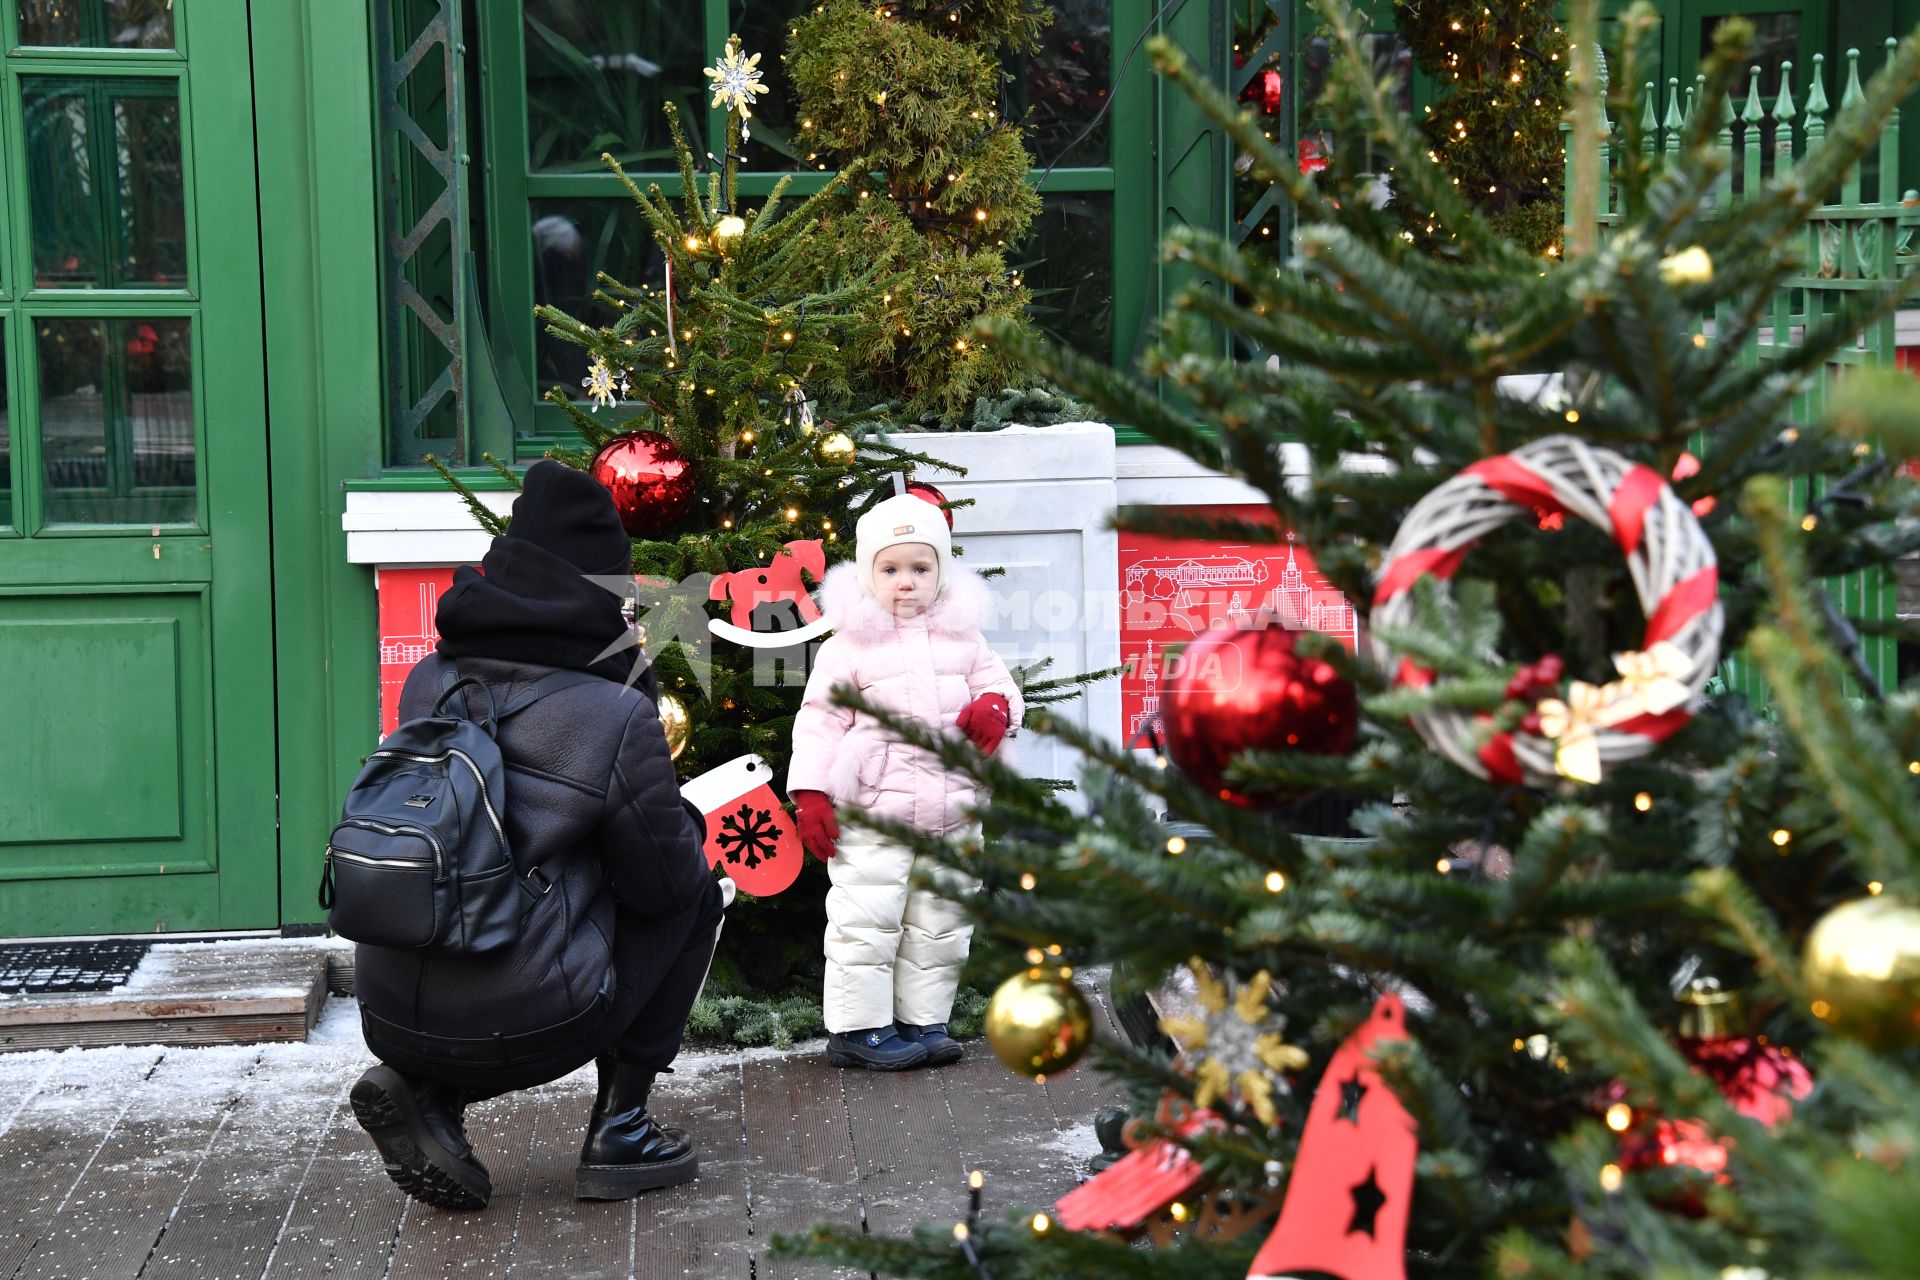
367, 748, 506, 845
325, 845, 435, 872
336, 817, 445, 875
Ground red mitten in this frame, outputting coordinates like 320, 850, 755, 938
955, 692, 1012, 756
791, 789, 839, 862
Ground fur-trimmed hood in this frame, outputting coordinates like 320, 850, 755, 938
817, 560, 991, 642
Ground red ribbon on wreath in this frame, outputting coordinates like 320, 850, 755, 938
1370, 437, 1722, 787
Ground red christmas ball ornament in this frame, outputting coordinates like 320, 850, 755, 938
589, 430, 695, 537
1161, 616, 1357, 806
1674, 977, 1811, 1128
903, 480, 954, 529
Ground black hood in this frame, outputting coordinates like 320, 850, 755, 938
434, 462, 647, 687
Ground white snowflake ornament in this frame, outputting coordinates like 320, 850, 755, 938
705, 38, 767, 118
582, 356, 618, 411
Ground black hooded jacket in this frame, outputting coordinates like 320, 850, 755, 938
354, 463, 712, 1058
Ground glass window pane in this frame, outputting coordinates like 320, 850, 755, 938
17, 0, 174, 48
1019, 192, 1111, 363
531, 198, 664, 393
524, 0, 708, 173
729, 0, 811, 171
1298, 31, 1411, 177
24, 79, 187, 289
1009, 0, 1112, 169
40, 316, 194, 525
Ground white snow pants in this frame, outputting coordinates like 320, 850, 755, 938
821, 828, 976, 1034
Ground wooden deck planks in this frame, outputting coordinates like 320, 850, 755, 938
741, 1055, 863, 1280
137, 1059, 352, 1280
259, 1088, 411, 1280
940, 1046, 1077, 1216
0, 1024, 1110, 1278
840, 1060, 965, 1238
503, 1077, 635, 1280
0, 1047, 169, 1280
384, 1086, 543, 1279
631, 1064, 753, 1280
0, 946, 331, 1054
15, 1051, 257, 1280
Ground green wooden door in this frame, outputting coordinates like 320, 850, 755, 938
0, 0, 277, 936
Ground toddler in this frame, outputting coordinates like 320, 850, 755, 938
788, 492, 1023, 1069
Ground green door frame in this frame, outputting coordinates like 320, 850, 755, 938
251, 0, 384, 930
0, 0, 285, 935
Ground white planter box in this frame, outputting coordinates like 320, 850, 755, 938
343, 424, 1293, 785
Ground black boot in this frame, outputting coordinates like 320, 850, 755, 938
350, 1064, 491, 1210
575, 1056, 698, 1199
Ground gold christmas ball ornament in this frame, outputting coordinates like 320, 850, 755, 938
1804, 896, 1920, 1047
985, 969, 1094, 1080
816, 430, 856, 464
1657, 245, 1714, 286
657, 691, 691, 761
713, 214, 748, 245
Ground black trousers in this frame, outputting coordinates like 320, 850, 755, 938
369, 877, 726, 1102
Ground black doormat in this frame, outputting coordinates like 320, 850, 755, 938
0, 941, 153, 994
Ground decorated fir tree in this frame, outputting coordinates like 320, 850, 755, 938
1391, 0, 1568, 252
785, 0, 1045, 424
442, 36, 953, 997
779, 0, 1920, 1274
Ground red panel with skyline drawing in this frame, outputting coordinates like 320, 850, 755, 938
1117, 508, 1357, 746
376, 567, 461, 735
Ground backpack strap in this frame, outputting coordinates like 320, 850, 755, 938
496, 670, 607, 721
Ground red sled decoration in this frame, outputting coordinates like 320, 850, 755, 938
679, 754, 804, 896
1248, 993, 1418, 1280
709, 539, 826, 631
1054, 1104, 1223, 1234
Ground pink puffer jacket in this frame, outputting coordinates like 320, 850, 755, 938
788, 562, 1022, 835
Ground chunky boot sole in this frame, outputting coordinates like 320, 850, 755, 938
575, 1149, 699, 1200
824, 1043, 930, 1071
350, 1065, 491, 1212
920, 1040, 964, 1067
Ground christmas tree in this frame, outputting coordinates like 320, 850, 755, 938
1391, 0, 1568, 253
785, 0, 1045, 424
779, 0, 1920, 1273
441, 36, 953, 997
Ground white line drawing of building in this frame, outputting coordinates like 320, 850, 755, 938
1265, 541, 1357, 644
380, 576, 442, 669
1121, 538, 1356, 645
1127, 638, 1162, 740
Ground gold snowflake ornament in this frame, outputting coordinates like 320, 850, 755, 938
582, 356, 618, 411
705, 38, 767, 118
1159, 962, 1307, 1127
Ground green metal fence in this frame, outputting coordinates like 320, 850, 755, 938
1567, 45, 1916, 699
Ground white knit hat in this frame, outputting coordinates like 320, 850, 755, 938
855, 492, 953, 598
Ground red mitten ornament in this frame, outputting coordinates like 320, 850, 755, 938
1248, 993, 1418, 1280
680, 754, 804, 896
955, 692, 1011, 755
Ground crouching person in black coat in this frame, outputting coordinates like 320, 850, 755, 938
349, 460, 724, 1210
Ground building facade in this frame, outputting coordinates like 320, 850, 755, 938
0, 0, 1914, 939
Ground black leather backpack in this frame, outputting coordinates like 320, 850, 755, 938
319, 656, 599, 953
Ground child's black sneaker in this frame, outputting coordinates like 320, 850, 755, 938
825, 1026, 931, 1070
895, 1022, 964, 1066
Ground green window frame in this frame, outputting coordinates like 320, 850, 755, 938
399, 0, 1156, 466
0, 3, 205, 534
370, 0, 1152, 466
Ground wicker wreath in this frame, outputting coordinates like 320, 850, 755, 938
1371, 435, 1723, 787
